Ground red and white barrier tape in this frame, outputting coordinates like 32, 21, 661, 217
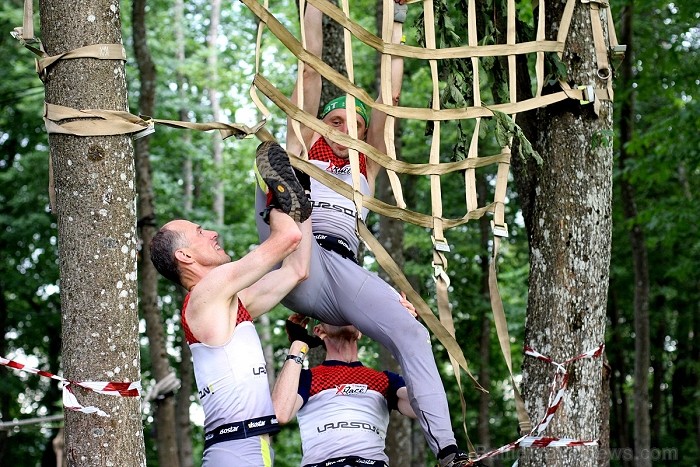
468, 343, 605, 465
1, 355, 141, 417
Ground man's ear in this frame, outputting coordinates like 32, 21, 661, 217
175, 249, 195, 264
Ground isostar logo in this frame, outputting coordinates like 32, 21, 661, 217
335, 383, 368, 395
218, 425, 239, 435
247, 420, 267, 429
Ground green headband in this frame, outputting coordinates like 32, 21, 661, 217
319, 96, 370, 126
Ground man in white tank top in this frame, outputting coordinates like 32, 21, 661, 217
151, 143, 313, 466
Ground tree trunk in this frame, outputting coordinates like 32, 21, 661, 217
518, 1, 613, 466
132, 0, 181, 465
0, 284, 7, 464
39, 1, 145, 465
617, 4, 651, 466
207, 0, 225, 224
175, 0, 195, 214
606, 291, 633, 467
376, 162, 413, 465
176, 340, 195, 467
173, 2, 195, 465
476, 173, 496, 467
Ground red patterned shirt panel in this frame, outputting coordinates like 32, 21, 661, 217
307, 362, 391, 399
181, 293, 253, 345
309, 137, 368, 178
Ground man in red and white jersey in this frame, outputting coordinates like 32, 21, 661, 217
151, 142, 312, 466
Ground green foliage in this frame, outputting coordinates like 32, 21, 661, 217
490, 109, 542, 164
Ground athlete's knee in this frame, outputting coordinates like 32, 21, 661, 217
388, 314, 430, 347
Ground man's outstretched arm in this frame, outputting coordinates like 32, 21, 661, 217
287, 3, 324, 157
366, 0, 407, 186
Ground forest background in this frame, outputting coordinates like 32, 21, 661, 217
0, 0, 697, 466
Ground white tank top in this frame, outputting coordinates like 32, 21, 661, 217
183, 296, 276, 433
308, 138, 370, 255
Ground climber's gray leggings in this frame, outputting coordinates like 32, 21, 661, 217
256, 191, 456, 455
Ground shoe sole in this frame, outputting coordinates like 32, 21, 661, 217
256, 141, 312, 223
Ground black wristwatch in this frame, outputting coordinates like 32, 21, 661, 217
285, 343, 309, 365
285, 354, 304, 365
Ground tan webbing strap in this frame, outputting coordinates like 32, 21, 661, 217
43, 103, 266, 140
255, 75, 514, 177
556, 0, 578, 56
380, 0, 406, 209
10, 0, 43, 57
248, 0, 273, 127
254, 65, 599, 122
535, 0, 546, 97
22, 0, 33, 40
36, 44, 128, 81
305, 0, 565, 60
335, 0, 365, 238
427, 0, 473, 452
582, 0, 611, 81
489, 234, 532, 434
488, 148, 532, 433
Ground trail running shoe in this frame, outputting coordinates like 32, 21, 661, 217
439, 450, 486, 467
256, 141, 312, 224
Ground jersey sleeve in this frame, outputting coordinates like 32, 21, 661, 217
297, 368, 313, 407
383, 370, 406, 412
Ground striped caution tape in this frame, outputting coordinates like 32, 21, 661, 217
467, 344, 605, 464
1, 355, 141, 418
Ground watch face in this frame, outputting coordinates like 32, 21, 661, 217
287, 354, 303, 364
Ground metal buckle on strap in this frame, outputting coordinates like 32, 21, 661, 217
491, 221, 509, 238
431, 235, 451, 253
432, 262, 451, 287
132, 119, 155, 140
577, 85, 596, 104
611, 44, 627, 59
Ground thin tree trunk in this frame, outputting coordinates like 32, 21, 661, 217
376, 162, 413, 465
175, 0, 194, 214
207, 0, 224, 224
173, 2, 195, 466
617, 4, 651, 465
40, 1, 145, 464
476, 173, 496, 467
518, 1, 613, 465
176, 326, 195, 467
132, 0, 181, 465
606, 290, 633, 467
0, 284, 8, 464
